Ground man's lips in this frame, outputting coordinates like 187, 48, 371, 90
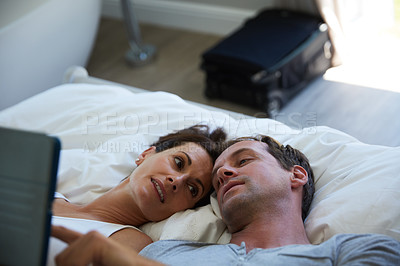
151, 178, 166, 203
220, 180, 244, 201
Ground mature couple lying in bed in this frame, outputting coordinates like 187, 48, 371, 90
52, 125, 399, 265
1, 84, 399, 265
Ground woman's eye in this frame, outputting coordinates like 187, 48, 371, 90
174, 157, 184, 169
188, 184, 198, 197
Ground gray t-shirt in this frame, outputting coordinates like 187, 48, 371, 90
139, 234, 400, 265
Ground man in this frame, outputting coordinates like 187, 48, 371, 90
53, 135, 400, 265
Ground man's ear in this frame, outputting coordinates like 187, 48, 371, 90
136, 146, 157, 166
290, 165, 308, 189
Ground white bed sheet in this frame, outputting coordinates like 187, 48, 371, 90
0, 83, 399, 244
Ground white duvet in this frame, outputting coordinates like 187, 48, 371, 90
0, 83, 399, 244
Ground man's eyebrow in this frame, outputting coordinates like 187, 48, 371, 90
182, 151, 192, 166
230, 147, 254, 158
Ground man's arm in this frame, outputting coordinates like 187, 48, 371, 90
52, 226, 164, 266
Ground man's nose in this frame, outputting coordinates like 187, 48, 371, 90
217, 165, 238, 186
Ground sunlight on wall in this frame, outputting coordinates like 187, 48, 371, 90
323, 0, 400, 93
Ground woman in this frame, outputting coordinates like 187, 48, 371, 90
48, 125, 226, 265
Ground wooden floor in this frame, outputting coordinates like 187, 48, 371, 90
87, 18, 400, 147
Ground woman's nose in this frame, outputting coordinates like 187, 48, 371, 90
167, 175, 186, 191
167, 177, 177, 191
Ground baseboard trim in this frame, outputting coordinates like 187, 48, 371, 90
101, 0, 256, 35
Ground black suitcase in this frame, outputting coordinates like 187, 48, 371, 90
201, 9, 332, 116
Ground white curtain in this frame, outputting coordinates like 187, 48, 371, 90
314, 0, 346, 66
270, 0, 396, 67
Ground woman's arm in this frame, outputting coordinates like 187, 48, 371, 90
52, 226, 163, 266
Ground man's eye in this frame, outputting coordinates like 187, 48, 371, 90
239, 159, 248, 165
174, 157, 184, 169
188, 184, 198, 197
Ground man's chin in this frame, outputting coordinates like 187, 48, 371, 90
221, 196, 242, 218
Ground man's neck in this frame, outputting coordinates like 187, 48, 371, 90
228, 214, 310, 253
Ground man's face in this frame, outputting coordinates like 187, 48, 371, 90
211, 140, 292, 226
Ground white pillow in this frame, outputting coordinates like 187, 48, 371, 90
292, 128, 400, 243
0, 83, 399, 244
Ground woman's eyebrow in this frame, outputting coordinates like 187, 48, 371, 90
181, 151, 192, 165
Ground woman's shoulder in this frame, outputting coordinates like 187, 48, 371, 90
109, 227, 153, 252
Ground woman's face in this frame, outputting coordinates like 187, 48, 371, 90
129, 142, 213, 222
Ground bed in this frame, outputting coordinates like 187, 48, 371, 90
0, 66, 399, 247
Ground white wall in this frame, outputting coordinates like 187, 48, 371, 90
101, 0, 276, 35
101, 0, 395, 36
171, 0, 276, 10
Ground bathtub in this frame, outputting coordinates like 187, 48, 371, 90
0, 0, 101, 110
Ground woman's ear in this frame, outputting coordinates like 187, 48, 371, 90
290, 165, 308, 189
136, 146, 157, 166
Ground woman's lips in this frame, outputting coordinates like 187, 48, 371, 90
151, 178, 165, 203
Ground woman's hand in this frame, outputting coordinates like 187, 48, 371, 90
52, 226, 163, 266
